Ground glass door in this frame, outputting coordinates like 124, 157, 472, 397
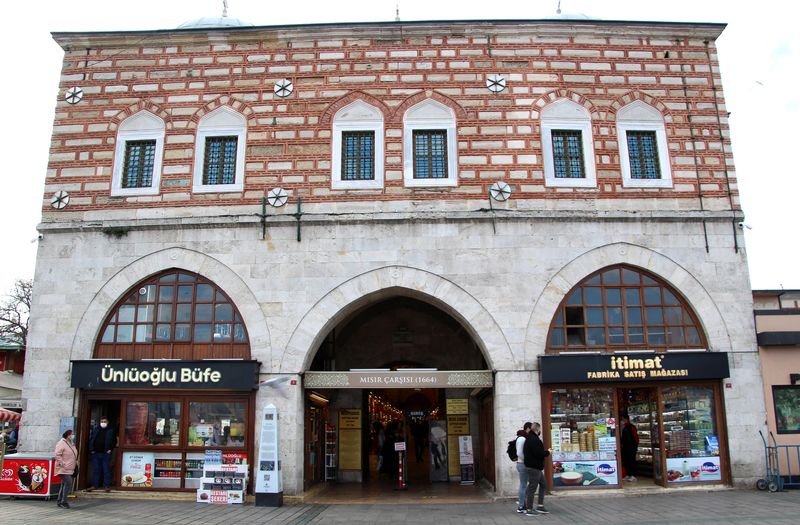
651, 388, 664, 485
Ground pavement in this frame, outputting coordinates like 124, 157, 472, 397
1, 488, 799, 524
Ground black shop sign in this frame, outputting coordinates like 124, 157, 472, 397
539, 352, 729, 384
71, 360, 260, 390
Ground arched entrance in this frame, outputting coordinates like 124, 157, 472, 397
302, 295, 494, 500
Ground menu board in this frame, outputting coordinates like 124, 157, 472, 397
196, 463, 248, 504
121, 452, 154, 487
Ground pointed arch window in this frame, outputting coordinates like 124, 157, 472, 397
546, 266, 706, 352
95, 270, 250, 360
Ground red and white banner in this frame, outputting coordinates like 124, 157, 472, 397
0, 408, 21, 422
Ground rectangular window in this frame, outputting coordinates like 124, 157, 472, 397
124, 401, 181, 446
626, 131, 661, 179
773, 386, 800, 434
341, 131, 375, 181
551, 130, 585, 179
123, 140, 156, 188
413, 130, 448, 179
188, 402, 247, 447
203, 136, 238, 185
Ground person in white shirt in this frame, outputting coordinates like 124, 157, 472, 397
515, 422, 532, 513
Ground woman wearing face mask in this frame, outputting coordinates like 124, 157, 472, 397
54, 429, 79, 509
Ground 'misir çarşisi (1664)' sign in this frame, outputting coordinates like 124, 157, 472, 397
71, 360, 260, 390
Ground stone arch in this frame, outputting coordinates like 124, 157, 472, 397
188, 95, 255, 128
609, 90, 672, 121
109, 99, 171, 131
524, 243, 732, 364
280, 265, 513, 373
530, 89, 600, 120
70, 247, 270, 362
390, 90, 467, 123
320, 91, 390, 125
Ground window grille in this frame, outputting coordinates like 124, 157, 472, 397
627, 130, 661, 179
203, 136, 238, 185
342, 131, 375, 181
551, 130, 585, 179
413, 130, 448, 179
123, 140, 156, 188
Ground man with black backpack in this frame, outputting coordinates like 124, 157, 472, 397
512, 422, 531, 514
523, 422, 552, 516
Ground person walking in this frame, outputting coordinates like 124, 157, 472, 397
54, 429, 78, 509
523, 422, 551, 516
515, 422, 532, 513
87, 416, 116, 492
620, 414, 639, 482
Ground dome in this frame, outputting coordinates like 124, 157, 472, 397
177, 16, 254, 29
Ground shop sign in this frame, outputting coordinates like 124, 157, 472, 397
446, 398, 468, 415
304, 370, 493, 389
539, 352, 730, 384
447, 414, 470, 435
553, 459, 619, 486
70, 360, 260, 390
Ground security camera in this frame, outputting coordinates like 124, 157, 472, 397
737, 222, 752, 230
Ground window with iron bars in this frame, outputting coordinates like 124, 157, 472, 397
341, 131, 375, 181
123, 140, 156, 188
551, 129, 585, 179
413, 130, 448, 179
203, 136, 238, 185
626, 130, 661, 179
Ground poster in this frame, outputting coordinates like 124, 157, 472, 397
121, 452, 154, 487
446, 398, 468, 415
665, 457, 722, 482
338, 429, 361, 470
447, 435, 460, 477
255, 405, 282, 495
552, 460, 619, 486
429, 420, 448, 481
458, 435, 473, 465
0, 457, 55, 496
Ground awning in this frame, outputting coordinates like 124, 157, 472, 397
0, 407, 21, 422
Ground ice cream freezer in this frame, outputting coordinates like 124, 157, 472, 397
0, 454, 62, 498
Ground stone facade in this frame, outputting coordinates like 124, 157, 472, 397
22, 18, 765, 497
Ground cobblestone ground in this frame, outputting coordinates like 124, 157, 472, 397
1, 489, 798, 524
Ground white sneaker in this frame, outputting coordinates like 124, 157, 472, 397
629, 476, 637, 482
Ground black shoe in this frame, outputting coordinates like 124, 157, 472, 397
516, 507, 526, 513
524, 510, 538, 517
61, 502, 71, 509
57, 502, 64, 508
535, 506, 549, 514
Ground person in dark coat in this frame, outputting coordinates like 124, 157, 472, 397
522, 422, 551, 515
87, 416, 116, 491
620, 414, 639, 482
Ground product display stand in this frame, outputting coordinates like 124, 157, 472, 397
196, 451, 248, 504
325, 423, 337, 481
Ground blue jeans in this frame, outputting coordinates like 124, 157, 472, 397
516, 463, 528, 509
91, 451, 112, 488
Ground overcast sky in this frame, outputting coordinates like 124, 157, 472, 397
0, 0, 796, 300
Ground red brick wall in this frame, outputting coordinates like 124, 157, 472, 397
45, 21, 737, 212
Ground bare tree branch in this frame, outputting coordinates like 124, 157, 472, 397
0, 279, 32, 350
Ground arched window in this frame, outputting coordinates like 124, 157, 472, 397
95, 270, 250, 360
616, 101, 672, 188
403, 99, 458, 187
192, 107, 247, 193
546, 265, 705, 352
111, 111, 165, 196
541, 99, 596, 188
331, 100, 385, 189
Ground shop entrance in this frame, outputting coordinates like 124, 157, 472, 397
82, 399, 122, 490
303, 296, 493, 500
618, 387, 663, 487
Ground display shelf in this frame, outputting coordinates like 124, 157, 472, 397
325, 423, 337, 481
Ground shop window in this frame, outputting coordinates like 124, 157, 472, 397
772, 386, 800, 434
192, 107, 246, 193
188, 401, 247, 447
616, 101, 673, 188
331, 100, 385, 189
550, 387, 619, 487
541, 99, 597, 188
403, 99, 458, 187
95, 270, 250, 360
662, 386, 722, 483
547, 266, 705, 352
124, 401, 181, 446
111, 111, 165, 196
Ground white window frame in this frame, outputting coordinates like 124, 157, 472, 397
617, 101, 673, 188
541, 99, 596, 188
111, 112, 165, 196
331, 100, 385, 190
403, 99, 458, 187
192, 106, 247, 193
